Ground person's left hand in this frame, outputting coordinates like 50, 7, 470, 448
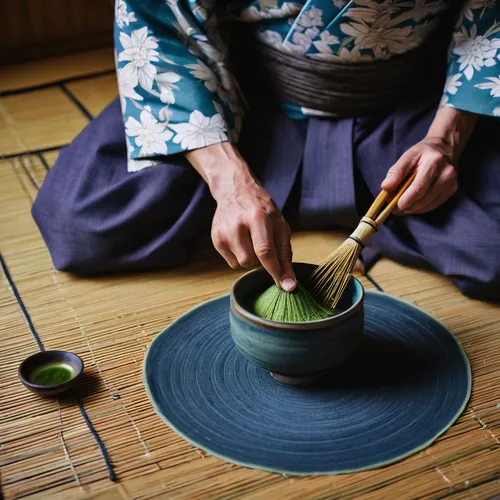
381, 137, 458, 215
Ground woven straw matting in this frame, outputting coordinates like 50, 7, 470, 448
1, 49, 499, 500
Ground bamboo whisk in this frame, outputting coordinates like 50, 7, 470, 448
311, 172, 417, 308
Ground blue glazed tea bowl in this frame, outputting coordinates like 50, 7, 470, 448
230, 262, 364, 384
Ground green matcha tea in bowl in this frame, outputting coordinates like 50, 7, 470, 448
229, 262, 365, 385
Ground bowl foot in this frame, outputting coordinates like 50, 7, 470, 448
270, 371, 327, 386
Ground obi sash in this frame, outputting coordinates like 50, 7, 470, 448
229, 7, 458, 117
253, 40, 443, 116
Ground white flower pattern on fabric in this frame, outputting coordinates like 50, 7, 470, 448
453, 24, 500, 80
297, 6, 324, 28
474, 75, 500, 95
126, 137, 134, 155
116, 0, 137, 29
462, 0, 496, 23
344, 0, 400, 25
439, 74, 463, 106
445, 74, 463, 95
290, 28, 321, 53
240, 3, 302, 21
286, 6, 325, 54
118, 65, 143, 112
125, 106, 173, 156
156, 72, 182, 104
185, 61, 218, 92
127, 158, 162, 172
407, 0, 449, 22
340, 22, 417, 57
310, 45, 376, 62
119, 27, 159, 90
259, 30, 285, 47
170, 111, 227, 150
313, 31, 340, 53
114, 0, 500, 168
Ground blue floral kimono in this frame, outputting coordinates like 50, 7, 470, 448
32, 0, 500, 300
113, 0, 500, 171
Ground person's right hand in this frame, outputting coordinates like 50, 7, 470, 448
211, 172, 296, 291
186, 142, 296, 291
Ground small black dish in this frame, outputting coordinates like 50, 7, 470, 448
18, 350, 84, 397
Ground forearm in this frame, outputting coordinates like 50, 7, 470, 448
425, 107, 479, 162
186, 142, 258, 201
185, 142, 296, 288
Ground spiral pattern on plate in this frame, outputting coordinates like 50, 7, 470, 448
144, 292, 471, 475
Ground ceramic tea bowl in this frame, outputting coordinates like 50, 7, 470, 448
230, 262, 364, 384
18, 350, 84, 397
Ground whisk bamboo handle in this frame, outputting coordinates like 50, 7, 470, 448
375, 171, 417, 225
364, 171, 416, 223
365, 189, 392, 220
350, 171, 416, 246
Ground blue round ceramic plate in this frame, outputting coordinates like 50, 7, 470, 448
144, 292, 471, 475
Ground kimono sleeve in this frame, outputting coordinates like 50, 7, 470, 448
114, 0, 244, 171
440, 4, 500, 118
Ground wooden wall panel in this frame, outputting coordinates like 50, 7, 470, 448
1, 0, 114, 65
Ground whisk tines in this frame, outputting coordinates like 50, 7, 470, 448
310, 171, 417, 309
311, 225, 373, 309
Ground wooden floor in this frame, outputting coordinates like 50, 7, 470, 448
1, 49, 500, 500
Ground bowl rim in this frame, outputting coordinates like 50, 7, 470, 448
230, 263, 365, 331
18, 350, 84, 390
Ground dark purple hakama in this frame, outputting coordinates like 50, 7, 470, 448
32, 85, 500, 300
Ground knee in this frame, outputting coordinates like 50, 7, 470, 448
32, 196, 107, 275
32, 192, 191, 275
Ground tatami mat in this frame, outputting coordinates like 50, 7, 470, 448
0, 88, 89, 156
66, 74, 118, 117
40, 150, 60, 168
0, 49, 115, 94
1, 49, 499, 499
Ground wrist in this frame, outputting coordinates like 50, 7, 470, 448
425, 107, 478, 162
186, 142, 257, 202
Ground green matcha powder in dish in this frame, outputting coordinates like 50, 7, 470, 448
253, 282, 336, 323
31, 364, 73, 386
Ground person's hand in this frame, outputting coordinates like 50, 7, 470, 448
381, 107, 478, 215
186, 142, 296, 291
381, 137, 457, 215
211, 176, 296, 290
